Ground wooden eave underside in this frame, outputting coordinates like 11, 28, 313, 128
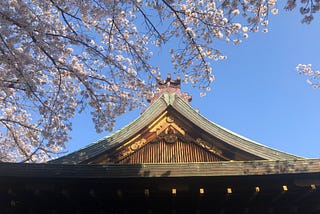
5, 159, 320, 178
2, 160, 320, 214
51, 93, 300, 164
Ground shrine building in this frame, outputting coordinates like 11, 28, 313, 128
1, 74, 320, 213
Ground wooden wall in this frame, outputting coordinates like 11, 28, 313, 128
118, 140, 225, 164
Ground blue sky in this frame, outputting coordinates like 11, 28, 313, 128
67, 5, 320, 158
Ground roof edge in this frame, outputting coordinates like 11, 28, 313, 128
3, 159, 320, 178
49, 94, 171, 164
170, 95, 302, 160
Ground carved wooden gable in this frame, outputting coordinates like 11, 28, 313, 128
89, 111, 240, 164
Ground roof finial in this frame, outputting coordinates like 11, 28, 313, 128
147, 73, 192, 104
156, 74, 181, 89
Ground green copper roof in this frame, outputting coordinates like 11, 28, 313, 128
171, 95, 300, 160
50, 96, 168, 164
50, 93, 301, 164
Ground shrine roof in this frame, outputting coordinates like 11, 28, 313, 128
51, 92, 300, 165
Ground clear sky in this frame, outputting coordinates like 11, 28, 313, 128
66, 4, 320, 158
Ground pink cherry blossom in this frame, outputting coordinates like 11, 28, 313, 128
1, 0, 298, 162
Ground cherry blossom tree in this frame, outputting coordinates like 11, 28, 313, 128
0, 0, 299, 162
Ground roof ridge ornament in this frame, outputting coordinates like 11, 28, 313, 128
147, 73, 192, 104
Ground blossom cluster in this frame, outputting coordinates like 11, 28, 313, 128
296, 64, 320, 89
285, 0, 320, 24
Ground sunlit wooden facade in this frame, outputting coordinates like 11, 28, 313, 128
1, 75, 320, 213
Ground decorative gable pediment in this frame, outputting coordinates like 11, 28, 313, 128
86, 111, 259, 164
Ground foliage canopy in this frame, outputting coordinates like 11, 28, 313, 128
0, 0, 317, 162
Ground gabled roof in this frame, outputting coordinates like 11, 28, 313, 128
51, 93, 300, 165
